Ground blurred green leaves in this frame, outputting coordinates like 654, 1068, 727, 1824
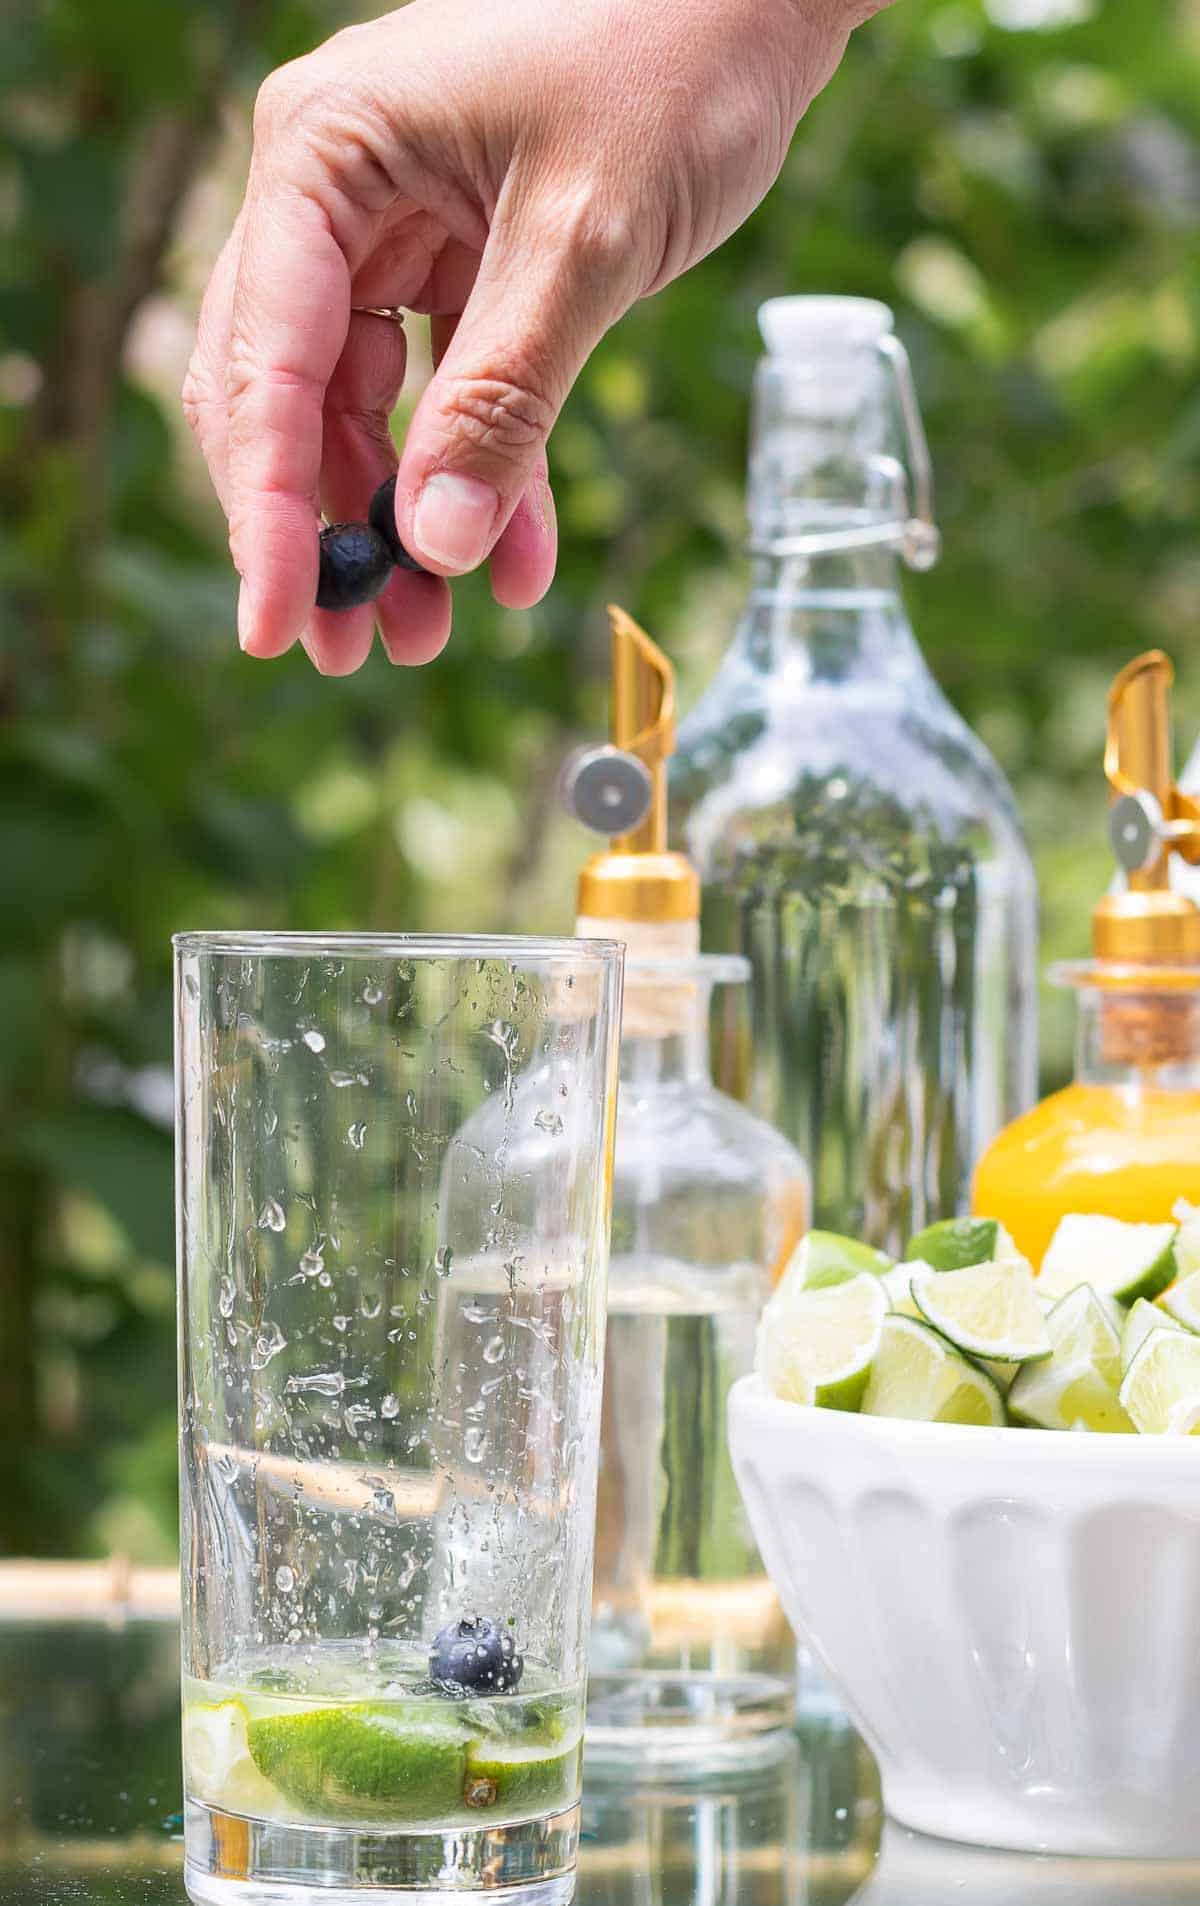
3, 0, 1200, 1554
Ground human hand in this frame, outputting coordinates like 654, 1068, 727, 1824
184, 0, 887, 672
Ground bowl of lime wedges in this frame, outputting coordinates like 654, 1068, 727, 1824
728, 1211, 1200, 1858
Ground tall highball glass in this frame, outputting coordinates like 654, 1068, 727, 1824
176, 934, 623, 1906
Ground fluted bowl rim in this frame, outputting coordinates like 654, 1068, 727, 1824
729, 1372, 1200, 1478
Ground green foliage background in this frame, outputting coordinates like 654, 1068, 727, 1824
2, 0, 1199, 1556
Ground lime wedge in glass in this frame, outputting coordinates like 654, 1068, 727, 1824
246, 1706, 469, 1820
1173, 1200, 1200, 1277
860, 1314, 1004, 1426
184, 1699, 288, 1816
1119, 1327, 1200, 1434
756, 1270, 888, 1410
910, 1260, 1050, 1364
1123, 1296, 1187, 1372
903, 1217, 1022, 1273
1038, 1214, 1177, 1306
1158, 1268, 1200, 1334
1009, 1283, 1134, 1432
463, 1734, 582, 1814
780, 1230, 892, 1292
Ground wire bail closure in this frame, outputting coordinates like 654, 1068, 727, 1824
746, 331, 941, 572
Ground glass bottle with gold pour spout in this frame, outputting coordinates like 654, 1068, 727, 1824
973, 651, 1200, 1264
566, 609, 809, 1763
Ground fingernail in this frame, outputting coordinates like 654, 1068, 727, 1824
413, 473, 499, 572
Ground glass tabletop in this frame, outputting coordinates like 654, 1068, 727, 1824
5, 1615, 1200, 1905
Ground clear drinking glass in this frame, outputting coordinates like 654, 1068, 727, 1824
175, 933, 622, 1906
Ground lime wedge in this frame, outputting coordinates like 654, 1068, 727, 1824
1159, 1269, 1200, 1334
882, 1262, 922, 1318
184, 1699, 288, 1816
904, 1217, 1021, 1273
1123, 1296, 1187, 1372
909, 1261, 1050, 1364
1173, 1199, 1200, 1276
247, 1706, 468, 1820
1038, 1214, 1177, 1306
756, 1270, 887, 1410
1119, 1327, 1200, 1434
463, 1734, 581, 1815
1009, 1283, 1134, 1432
860, 1314, 1004, 1426
781, 1230, 892, 1292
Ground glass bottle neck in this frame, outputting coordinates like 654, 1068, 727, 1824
1075, 989, 1200, 1089
735, 545, 923, 685
619, 988, 712, 1088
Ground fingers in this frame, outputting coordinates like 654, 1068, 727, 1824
488, 460, 557, 609
394, 183, 634, 580
310, 308, 451, 670
225, 146, 377, 658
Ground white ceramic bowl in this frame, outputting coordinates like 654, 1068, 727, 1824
729, 1373, 1200, 1857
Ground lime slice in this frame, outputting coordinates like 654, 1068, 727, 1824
463, 1734, 582, 1815
1009, 1284, 1134, 1432
756, 1270, 887, 1410
781, 1230, 892, 1292
1119, 1327, 1200, 1434
904, 1217, 1021, 1273
1160, 1269, 1200, 1334
1038, 1214, 1177, 1306
247, 1705, 469, 1821
184, 1699, 287, 1816
909, 1261, 1050, 1364
860, 1314, 1004, 1426
1123, 1296, 1187, 1372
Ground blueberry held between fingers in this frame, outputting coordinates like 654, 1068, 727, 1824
430, 1616, 523, 1693
316, 523, 395, 610
368, 476, 430, 574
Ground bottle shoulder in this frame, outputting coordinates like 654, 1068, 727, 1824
672, 628, 1029, 875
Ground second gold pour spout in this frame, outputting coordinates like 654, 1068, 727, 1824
609, 604, 674, 857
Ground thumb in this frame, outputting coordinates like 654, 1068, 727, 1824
395, 192, 637, 575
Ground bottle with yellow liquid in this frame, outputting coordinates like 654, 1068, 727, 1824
973, 651, 1200, 1265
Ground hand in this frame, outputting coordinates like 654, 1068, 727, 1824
184, 0, 885, 672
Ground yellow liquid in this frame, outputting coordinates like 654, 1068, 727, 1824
971, 1082, 1200, 1269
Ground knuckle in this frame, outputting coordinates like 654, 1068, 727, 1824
252, 57, 311, 143
438, 373, 556, 460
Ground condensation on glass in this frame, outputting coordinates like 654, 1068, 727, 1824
175, 932, 622, 1906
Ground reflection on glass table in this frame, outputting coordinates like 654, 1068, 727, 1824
6, 1594, 1200, 1905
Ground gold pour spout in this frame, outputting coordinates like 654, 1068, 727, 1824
1094, 650, 1200, 969
1105, 651, 1200, 888
608, 604, 674, 855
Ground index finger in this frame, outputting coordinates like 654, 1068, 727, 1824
226, 180, 358, 657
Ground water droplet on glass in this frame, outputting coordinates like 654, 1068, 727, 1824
275, 1566, 295, 1593
286, 1371, 345, 1398
533, 1110, 564, 1136
218, 1276, 236, 1319
348, 1121, 367, 1150
258, 1198, 286, 1232
330, 1069, 366, 1088
435, 1246, 454, 1279
297, 1247, 324, 1279
251, 1321, 287, 1370
263, 1109, 279, 1137
465, 1427, 487, 1463
344, 1403, 374, 1435
318, 1270, 332, 1288
370, 1484, 395, 1516
482, 1336, 505, 1365
381, 1392, 400, 1419
405, 1090, 417, 1117
214, 1450, 239, 1484
302, 1029, 326, 1054
333, 1314, 350, 1334
362, 980, 384, 1006
360, 1292, 382, 1319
